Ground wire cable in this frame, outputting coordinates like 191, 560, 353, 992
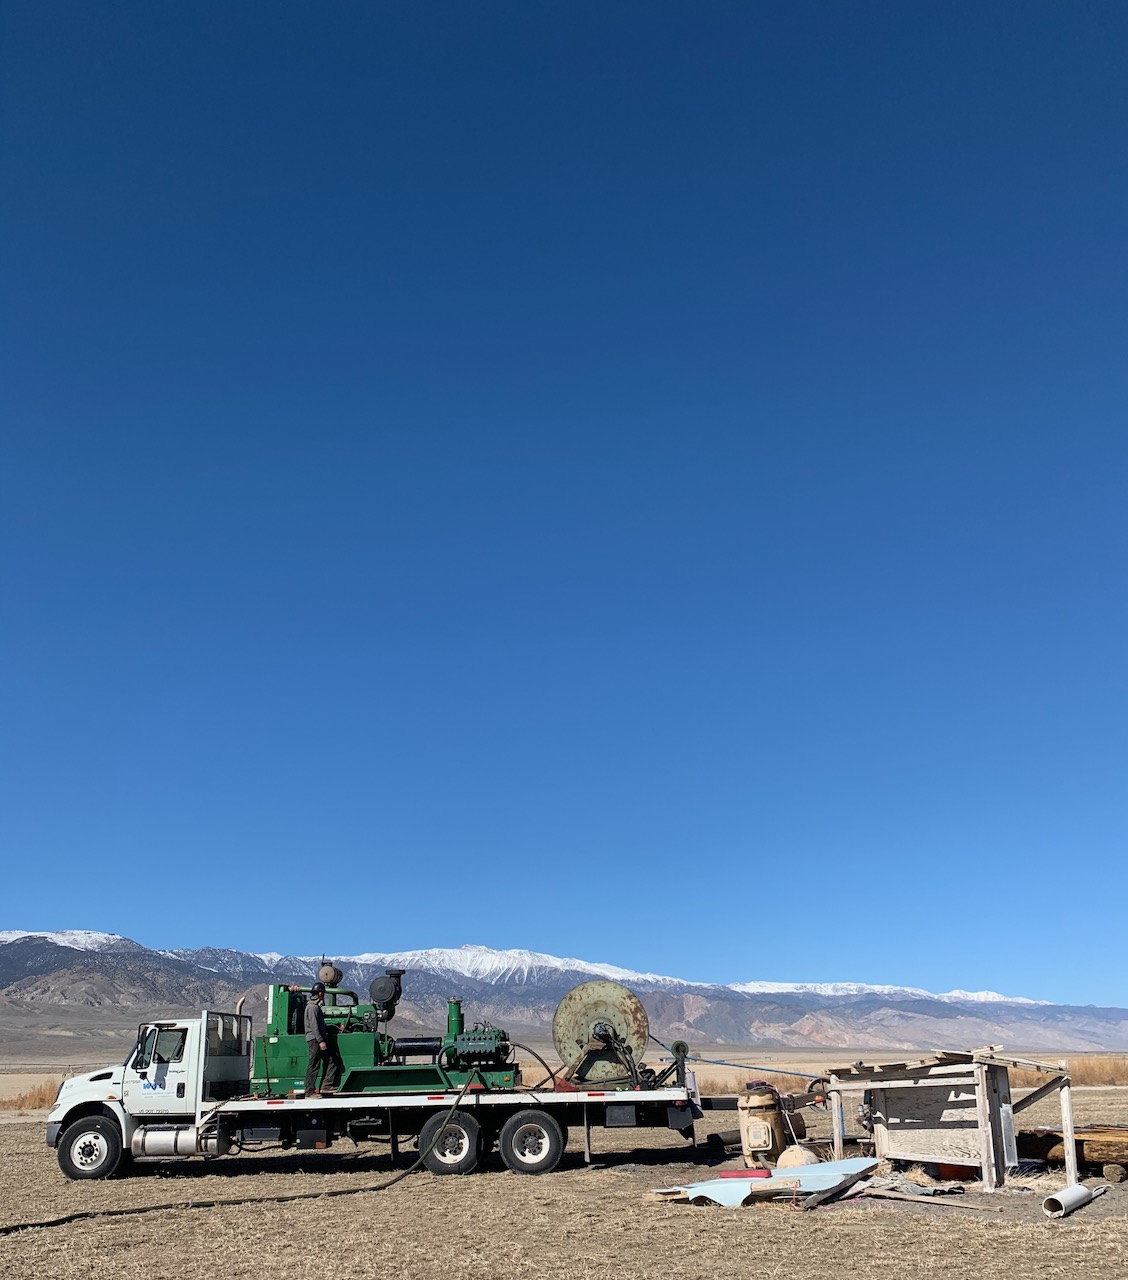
648, 1033, 821, 1082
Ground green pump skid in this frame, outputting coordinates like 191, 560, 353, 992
250, 983, 518, 1097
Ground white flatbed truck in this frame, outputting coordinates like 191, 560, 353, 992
45, 1009, 702, 1180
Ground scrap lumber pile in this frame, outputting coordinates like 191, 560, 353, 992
1016, 1125, 1128, 1182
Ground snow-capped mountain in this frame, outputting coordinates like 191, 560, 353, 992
727, 978, 1043, 1005
0, 929, 140, 953
2, 931, 1125, 1049
263, 944, 713, 994
284, 944, 1042, 1005
0, 932, 1051, 1004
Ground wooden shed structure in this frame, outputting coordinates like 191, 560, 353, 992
824, 1047, 1077, 1191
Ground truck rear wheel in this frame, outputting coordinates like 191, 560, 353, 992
419, 1109, 481, 1175
57, 1116, 125, 1180
498, 1109, 565, 1175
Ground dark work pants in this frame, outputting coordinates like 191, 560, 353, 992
305, 1038, 341, 1094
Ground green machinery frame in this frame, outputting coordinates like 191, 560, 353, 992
250, 984, 519, 1097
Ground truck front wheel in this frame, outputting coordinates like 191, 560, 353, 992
498, 1109, 565, 1175
57, 1116, 125, 1180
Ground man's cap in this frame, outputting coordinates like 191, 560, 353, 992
311, 981, 326, 994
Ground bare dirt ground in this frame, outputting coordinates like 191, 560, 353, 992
2, 1090, 1126, 1280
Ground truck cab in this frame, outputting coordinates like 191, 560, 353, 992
46, 1011, 251, 1178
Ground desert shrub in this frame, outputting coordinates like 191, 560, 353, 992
0, 1080, 60, 1110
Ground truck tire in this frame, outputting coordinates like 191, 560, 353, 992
57, 1116, 126, 1180
498, 1109, 565, 1175
419, 1109, 481, 1175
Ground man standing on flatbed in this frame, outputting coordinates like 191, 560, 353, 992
303, 981, 340, 1095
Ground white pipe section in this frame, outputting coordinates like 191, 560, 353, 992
1042, 1184, 1109, 1218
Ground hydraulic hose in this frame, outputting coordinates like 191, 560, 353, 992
510, 1041, 559, 1092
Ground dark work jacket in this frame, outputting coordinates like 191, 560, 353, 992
304, 999, 329, 1043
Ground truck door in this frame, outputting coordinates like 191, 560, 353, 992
121, 1022, 198, 1118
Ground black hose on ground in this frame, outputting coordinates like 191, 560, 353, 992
2, 1076, 478, 1239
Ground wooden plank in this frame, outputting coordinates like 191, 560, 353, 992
827, 1062, 978, 1088
992, 1065, 1018, 1170
974, 1062, 997, 1191
973, 1053, 1059, 1073
830, 1055, 950, 1078
801, 1163, 876, 1210
848, 1075, 976, 1091
869, 1146, 978, 1167
829, 1079, 845, 1162
860, 1189, 1002, 1211
1011, 1075, 1065, 1116
1059, 1074, 1079, 1187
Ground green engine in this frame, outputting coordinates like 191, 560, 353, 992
250, 966, 518, 1097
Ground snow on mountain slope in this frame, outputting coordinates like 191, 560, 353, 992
262, 943, 710, 990
0, 929, 131, 952
728, 978, 1043, 1005
0, 932, 1043, 1004
939, 989, 1042, 1005
269, 943, 1042, 1004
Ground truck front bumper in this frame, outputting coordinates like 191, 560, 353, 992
46, 1121, 62, 1148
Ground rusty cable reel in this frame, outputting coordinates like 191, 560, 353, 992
551, 980, 649, 1084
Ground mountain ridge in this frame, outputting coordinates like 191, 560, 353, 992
0, 931, 1044, 1004
2, 930, 1126, 1051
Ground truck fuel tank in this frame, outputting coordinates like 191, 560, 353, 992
131, 1124, 232, 1158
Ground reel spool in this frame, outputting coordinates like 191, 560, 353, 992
551, 980, 650, 1084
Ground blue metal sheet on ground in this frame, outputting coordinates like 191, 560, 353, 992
654, 1157, 878, 1207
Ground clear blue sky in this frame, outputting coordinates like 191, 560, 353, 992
2, 3, 1125, 1005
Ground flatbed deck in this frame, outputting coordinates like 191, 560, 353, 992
209, 1086, 691, 1115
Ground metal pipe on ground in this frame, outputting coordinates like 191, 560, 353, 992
1042, 1184, 1110, 1218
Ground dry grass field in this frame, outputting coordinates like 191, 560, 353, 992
0, 1080, 60, 1109
1, 1088, 1126, 1279
680, 1052, 1128, 1093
